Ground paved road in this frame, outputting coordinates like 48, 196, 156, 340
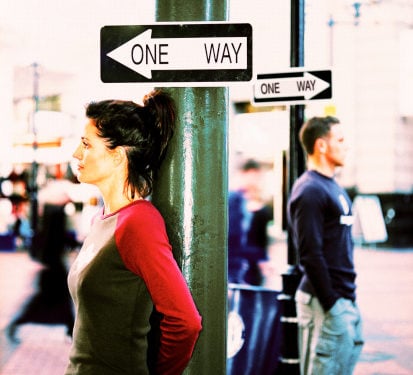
0, 246, 412, 374
353, 246, 413, 375
0, 251, 71, 374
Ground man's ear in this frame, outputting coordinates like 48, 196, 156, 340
315, 138, 327, 154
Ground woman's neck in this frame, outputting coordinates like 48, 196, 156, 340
98, 178, 141, 215
102, 194, 143, 215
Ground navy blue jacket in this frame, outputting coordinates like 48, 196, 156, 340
287, 170, 357, 311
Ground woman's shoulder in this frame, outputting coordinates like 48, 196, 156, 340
117, 199, 165, 227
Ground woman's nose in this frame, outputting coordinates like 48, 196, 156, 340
72, 145, 82, 160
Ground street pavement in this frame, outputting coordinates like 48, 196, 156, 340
0, 251, 71, 374
1, 245, 412, 374
352, 246, 413, 375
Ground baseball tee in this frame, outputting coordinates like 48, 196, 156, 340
65, 200, 202, 374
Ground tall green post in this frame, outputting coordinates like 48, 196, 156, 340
152, 2, 229, 375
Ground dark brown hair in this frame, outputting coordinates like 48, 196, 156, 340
299, 116, 340, 155
85, 89, 175, 198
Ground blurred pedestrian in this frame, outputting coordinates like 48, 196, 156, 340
65, 90, 202, 375
6, 177, 78, 343
10, 194, 33, 249
287, 116, 363, 375
6, 202, 75, 342
228, 159, 273, 285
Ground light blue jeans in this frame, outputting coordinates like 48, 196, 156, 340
295, 290, 364, 375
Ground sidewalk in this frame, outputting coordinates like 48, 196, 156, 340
1, 246, 413, 374
266, 241, 413, 375
0, 252, 71, 374
353, 246, 413, 375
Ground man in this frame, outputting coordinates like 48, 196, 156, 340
228, 159, 273, 285
287, 116, 363, 375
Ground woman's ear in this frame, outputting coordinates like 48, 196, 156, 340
112, 146, 127, 166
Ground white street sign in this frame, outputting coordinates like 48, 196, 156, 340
253, 70, 332, 104
101, 23, 252, 84
107, 29, 248, 79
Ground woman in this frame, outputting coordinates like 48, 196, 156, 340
65, 90, 202, 375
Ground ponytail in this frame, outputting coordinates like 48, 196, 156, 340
143, 89, 176, 166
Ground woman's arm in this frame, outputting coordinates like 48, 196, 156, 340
117, 202, 202, 374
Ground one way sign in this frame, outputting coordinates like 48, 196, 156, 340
101, 23, 252, 84
253, 70, 332, 104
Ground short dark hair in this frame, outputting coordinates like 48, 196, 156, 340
299, 116, 340, 155
85, 89, 175, 198
241, 159, 261, 172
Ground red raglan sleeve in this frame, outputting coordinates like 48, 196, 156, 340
115, 202, 202, 375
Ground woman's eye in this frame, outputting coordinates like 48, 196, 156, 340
82, 141, 89, 149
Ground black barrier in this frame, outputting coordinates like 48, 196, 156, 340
227, 283, 282, 375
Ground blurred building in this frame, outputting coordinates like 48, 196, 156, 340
229, 0, 413, 247
0, 0, 412, 246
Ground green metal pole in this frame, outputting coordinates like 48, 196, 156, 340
152, 2, 229, 375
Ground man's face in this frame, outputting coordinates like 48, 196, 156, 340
324, 123, 348, 167
240, 168, 263, 201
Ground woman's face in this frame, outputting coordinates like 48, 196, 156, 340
72, 119, 117, 186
